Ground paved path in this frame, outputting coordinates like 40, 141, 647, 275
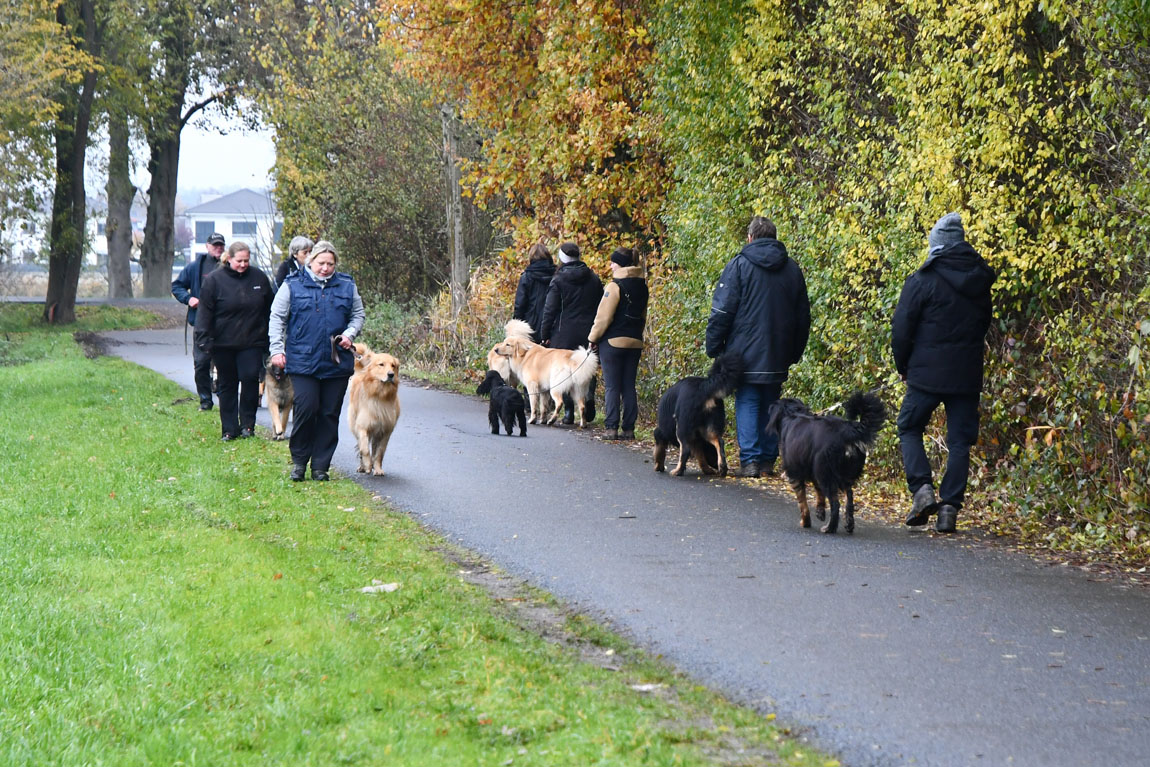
105, 327, 1150, 767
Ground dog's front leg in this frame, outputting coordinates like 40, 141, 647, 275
795, 482, 811, 528
355, 429, 372, 473
653, 441, 667, 472
821, 491, 840, 534
371, 432, 391, 476
704, 435, 728, 477
525, 385, 541, 423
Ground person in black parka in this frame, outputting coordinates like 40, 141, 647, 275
539, 241, 603, 424
194, 241, 274, 440
705, 216, 810, 478
512, 242, 555, 342
893, 212, 996, 533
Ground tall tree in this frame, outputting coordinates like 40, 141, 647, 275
44, 0, 99, 324
104, 111, 134, 298
136, 0, 243, 297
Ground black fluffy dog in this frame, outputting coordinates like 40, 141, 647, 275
476, 370, 528, 437
765, 392, 886, 534
653, 352, 744, 476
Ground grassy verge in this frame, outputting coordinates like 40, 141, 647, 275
0, 305, 834, 766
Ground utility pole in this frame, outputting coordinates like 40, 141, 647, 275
441, 104, 467, 317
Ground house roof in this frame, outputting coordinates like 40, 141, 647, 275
185, 188, 277, 217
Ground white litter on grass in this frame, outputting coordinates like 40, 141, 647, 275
360, 580, 400, 594
629, 683, 665, 693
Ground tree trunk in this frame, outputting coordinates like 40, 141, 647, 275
139, 131, 180, 297
442, 105, 467, 318
44, 0, 97, 325
105, 111, 134, 298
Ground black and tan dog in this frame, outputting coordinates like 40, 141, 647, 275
653, 352, 743, 476
264, 359, 294, 440
765, 392, 886, 534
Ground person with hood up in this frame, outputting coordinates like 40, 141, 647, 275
894, 212, 996, 533
539, 241, 603, 424
588, 247, 648, 441
705, 216, 810, 478
512, 242, 555, 342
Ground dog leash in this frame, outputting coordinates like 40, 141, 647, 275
815, 377, 900, 415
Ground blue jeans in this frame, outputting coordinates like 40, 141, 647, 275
734, 382, 782, 467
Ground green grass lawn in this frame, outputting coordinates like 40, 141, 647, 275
0, 305, 833, 766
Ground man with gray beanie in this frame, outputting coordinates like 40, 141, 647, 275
892, 212, 996, 533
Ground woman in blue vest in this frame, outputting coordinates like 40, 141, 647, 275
268, 240, 366, 481
588, 247, 648, 440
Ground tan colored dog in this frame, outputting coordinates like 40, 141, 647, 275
491, 337, 598, 427
348, 343, 401, 476
485, 319, 534, 387
264, 358, 294, 440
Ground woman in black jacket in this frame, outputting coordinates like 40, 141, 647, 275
512, 243, 555, 341
540, 241, 603, 424
194, 242, 274, 440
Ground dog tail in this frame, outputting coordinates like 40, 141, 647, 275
504, 319, 535, 341
567, 346, 600, 392
843, 391, 886, 444
704, 351, 744, 401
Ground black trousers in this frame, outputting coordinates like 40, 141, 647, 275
599, 344, 641, 431
212, 347, 263, 437
192, 339, 213, 405
289, 374, 350, 472
897, 386, 980, 508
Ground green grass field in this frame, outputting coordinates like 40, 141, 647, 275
0, 305, 833, 766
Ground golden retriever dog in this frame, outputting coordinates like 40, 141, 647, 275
348, 343, 401, 476
485, 319, 534, 387
491, 337, 598, 427
264, 358, 294, 440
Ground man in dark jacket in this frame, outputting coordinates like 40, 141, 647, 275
513, 243, 555, 342
540, 241, 603, 424
705, 216, 810, 478
171, 232, 225, 410
893, 212, 996, 533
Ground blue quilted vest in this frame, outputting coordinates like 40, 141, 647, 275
284, 271, 356, 378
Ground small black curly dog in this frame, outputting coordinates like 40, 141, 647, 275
477, 369, 528, 437
653, 351, 744, 476
765, 392, 886, 534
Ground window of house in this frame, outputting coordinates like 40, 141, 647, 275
96, 223, 106, 235
232, 221, 257, 236
195, 221, 216, 242
273, 222, 283, 243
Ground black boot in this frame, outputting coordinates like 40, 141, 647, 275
290, 464, 307, 482
935, 504, 958, 533
905, 484, 938, 526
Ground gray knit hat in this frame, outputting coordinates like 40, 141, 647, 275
928, 212, 965, 253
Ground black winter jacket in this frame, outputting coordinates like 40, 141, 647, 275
891, 242, 996, 394
705, 238, 810, 384
274, 257, 301, 292
539, 261, 603, 350
512, 259, 555, 341
194, 265, 274, 354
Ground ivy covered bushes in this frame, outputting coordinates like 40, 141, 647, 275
335, 1, 1150, 562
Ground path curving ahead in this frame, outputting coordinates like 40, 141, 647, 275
106, 326, 1150, 767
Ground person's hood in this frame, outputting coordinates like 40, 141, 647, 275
613, 265, 645, 280
524, 259, 555, 282
922, 241, 996, 296
739, 237, 790, 271
554, 260, 595, 285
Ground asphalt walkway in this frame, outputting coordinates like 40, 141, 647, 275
104, 325, 1150, 767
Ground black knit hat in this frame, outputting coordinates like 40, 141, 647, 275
609, 247, 635, 267
557, 242, 581, 262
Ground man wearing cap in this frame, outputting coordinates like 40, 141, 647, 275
893, 212, 996, 533
540, 241, 603, 424
172, 232, 226, 410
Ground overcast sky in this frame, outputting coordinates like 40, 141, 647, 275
178, 121, 276, 193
